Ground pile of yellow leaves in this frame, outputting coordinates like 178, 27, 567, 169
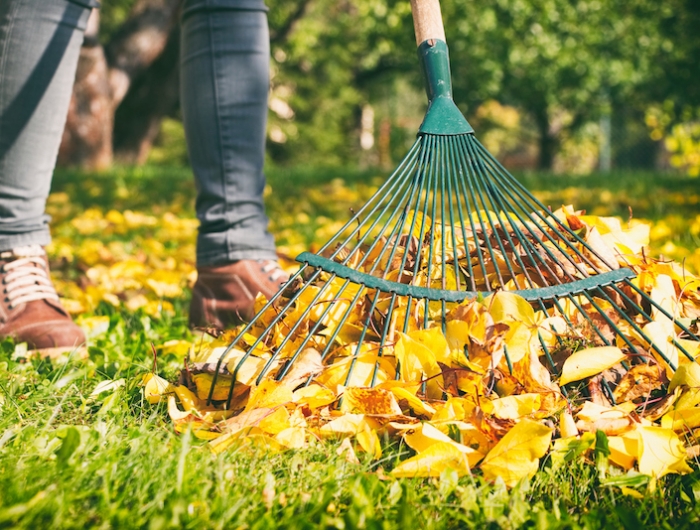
47, 198, 198, 316
148, 206, 700, 487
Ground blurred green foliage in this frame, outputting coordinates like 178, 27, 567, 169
98, 0, 700, 170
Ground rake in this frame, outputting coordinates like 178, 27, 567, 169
203, 0, 700, 408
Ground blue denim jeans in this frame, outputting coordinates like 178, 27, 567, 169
0, 0, 277, 266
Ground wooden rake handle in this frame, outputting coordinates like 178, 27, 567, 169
410, 0, 446, 45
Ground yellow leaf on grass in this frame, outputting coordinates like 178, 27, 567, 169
402, 423, 483, 468
142, 373, 173, 404
637, 426, 693, 477
173, 385, 203, 411
145, 269, 183, 298
575, 401, 636, 436
319, 414, 367, 436
480, 419, 553, 487
275, 427, 307, 449
79, 315, 110, 339
559, 346, 627, 386
158, 340, 192, 358
512, 350, 563, 410
257, 406, 291, 435
619, 487, 645, 499
356, 428, 382, 459
559, 410, 579, 438
607, 433, 639, 470
391, 441, 472, 478
279, 348, 323, 389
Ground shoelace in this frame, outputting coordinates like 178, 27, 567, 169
2, 256, 59, 309
260, 260, 288, 283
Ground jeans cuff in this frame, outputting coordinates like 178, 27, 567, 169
0, 230, 51, 253
196, 247, 279, 267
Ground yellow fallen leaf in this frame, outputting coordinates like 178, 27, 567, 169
380, 383, 436, 417
668, 362, 700, 393
559, 410, 579, 438
209, 427, 285, 455
356, 428, 382, 459
79, 315, 110, 339
637, 426, 693, 477
315, 353, 393, 391
336, 438, 360, 464
480, 419, 553, 487
482, 393, 542, 420
292, 385, 337, 410
258, 406, 291, 435
394, 331, 443, 399
607, 433, 639, 470
319, 414, 367, 436
407, 327, 452, 365
279, 348, 323, 389
245, 380, 294, 411
341, 387, 403, 415
619, 487, 645, 499
642, 321, 679, 377
613, 364, 664, 403
575, 401, 636, 435
661, 407, 700, 432
391, 441, 472, 478
173, 385, 203, 411
445, 320, 470, 352
485, 291, 536, 327
559, 346, 627, 386
402, 423, 483, 467
275, 427, 307, 449
142, 373, 173, 404
158, 340, 192, 358
191, 373, 249, 404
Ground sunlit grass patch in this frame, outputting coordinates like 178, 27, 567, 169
0, 165, 697, 528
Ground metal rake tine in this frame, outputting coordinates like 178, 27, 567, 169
205, 266, 309, 405
321, 141, 422, 257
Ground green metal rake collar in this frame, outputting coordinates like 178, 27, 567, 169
418, 39, 474, 136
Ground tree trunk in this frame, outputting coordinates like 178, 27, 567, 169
58, 10, 113, 169
113, 27, 180, 164
58, 0, 182, 168
534, 107, 557, 171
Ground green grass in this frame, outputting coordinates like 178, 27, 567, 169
1, 165, 700, 528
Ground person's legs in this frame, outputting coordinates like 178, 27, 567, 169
180, 0, 277, 266
0, 0, 93, 352
181, 0, 287, 328
0, 0, 94, 249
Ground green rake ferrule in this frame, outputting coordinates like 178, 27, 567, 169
418, 39, 473, 136
297, 252, 636, 303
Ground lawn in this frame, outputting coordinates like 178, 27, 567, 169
0, 165, 699, 529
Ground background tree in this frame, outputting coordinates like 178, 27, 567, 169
58, 0, 700, 172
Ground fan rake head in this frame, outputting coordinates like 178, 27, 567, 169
201, 34, 700, 411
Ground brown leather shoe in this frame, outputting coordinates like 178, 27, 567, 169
189, 259, 289, 330
0, 245, 86, 356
